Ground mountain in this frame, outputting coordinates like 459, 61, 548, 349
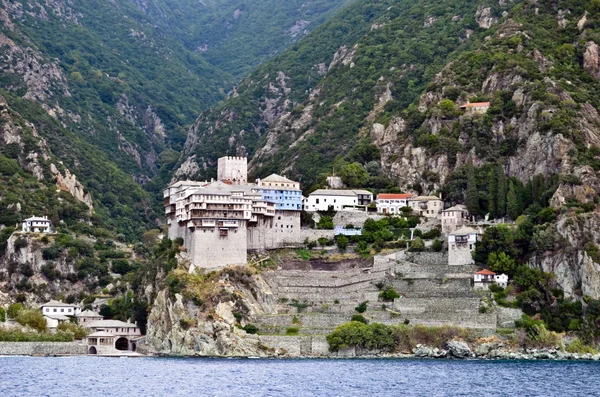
177, 0, 600, 298
0, 0, 349, 240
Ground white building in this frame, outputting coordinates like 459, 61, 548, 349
448, 227, 481, 266
408, 196, 443, 218
40, 300, 81, 330
376, 193, 415, 215
304, 189, 373, 212
474, 269, 509, 289
21, 216, 52, 233
84, 320, 142, 353
41, 300, 81, 316
217, 156, 247, 185
441, 205, 469, 234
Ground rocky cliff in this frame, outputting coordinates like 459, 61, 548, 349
145, 267, 277, 356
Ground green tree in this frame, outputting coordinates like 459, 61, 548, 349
409, 237, 425, 252
16, 309, 47, 332
473, 225, 518, 265
487, 252, 516, 277
7, 303, 24, 319
496, 165, 507, 217
507, 181, 520, 220
336, 235, 349, 252
431, 238, 443, 252
487, 167, 498, 218
317, 216, 334, 230
466, 158, 479, 216
338, 162, 369, 188
57, 322, 89, 339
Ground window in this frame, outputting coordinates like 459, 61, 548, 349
61, 309, 64, 313
68, 308, 72, 312
45, 308, 49, 313
53, 309, 57, 312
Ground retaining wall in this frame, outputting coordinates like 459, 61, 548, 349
0, 342, 87, 356
402, 252, 448, 266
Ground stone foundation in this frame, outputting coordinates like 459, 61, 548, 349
0, 342, 87, 355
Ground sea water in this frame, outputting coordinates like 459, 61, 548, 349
1, 356, 599, 396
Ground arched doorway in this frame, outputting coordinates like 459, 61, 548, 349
88, 346, 97, 355
115, 337, 129, 351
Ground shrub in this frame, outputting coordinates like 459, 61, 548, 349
19, 263, 34, 278
422, 229, 441, 240
0, 307, 5, 322
57, 322, 89, 339
0, 329, 73, 342
16, 309, 47, 332
317, 216, 334, 230
317, 237, 329, 248
295, 249, 312, 261
7, 303, 24, 319
42, 245, 62, 260
565, 338, 597, 355
327, 321, 395, 352
431, 238, 443, 252
14, 237, 28, 250
355, 301, 368, 313
335, 235, 349, 252
41, 264, 61, 281
379, 286, 400, 301
409, 237, 425, 252
351, 314, 368, 324
243, 324, 258, 334
286, 326, 300, 335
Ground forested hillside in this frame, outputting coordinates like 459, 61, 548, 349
0, 0, 349, 240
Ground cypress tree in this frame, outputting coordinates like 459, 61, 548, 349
507, 180, 520, 220
496, 164, 507, 217
466, 157, 479, 216
488, 167, 498, 218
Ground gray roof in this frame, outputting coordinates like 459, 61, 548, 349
40, 300, 79, 308
75, 309, 103, 318
451, 227, 480, 236
43, 314, 70, 320
87, 331, 115, 338
443, 205, 468, 212
261, 174, 297, 184
410, 195, 442, 201
309, 189, 373, 197
85, 320, 138, 329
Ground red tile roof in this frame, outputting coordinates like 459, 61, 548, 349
475, 269, 496, 275
460, 102, 491, 108
377, 193, 415, 200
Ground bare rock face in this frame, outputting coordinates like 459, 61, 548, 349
532, 213, 600, 299
51, 164, 94, 212
475, 6, 497, 29
146, 272, 277, 356
583, 41, 600, 80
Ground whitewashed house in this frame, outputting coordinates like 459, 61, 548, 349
304, 189, 373, 212
376, 193, 415, 215
21, 216, 52, 233
474, 269, 509, 289
448, 227, 481, 266
40, 300, 81, 331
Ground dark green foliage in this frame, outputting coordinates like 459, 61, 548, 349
13, 238, 27, 250
335, 235, 349, 252
431, 238, 443, 252
351, 314, 368, 324
379, 286, 400, 301
243, 324, 259, 334
317, 216, 334, 230
355, 301, 368, 314
0, 308, 5, 322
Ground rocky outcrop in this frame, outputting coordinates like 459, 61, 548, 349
583, 41, 600, 80
446, 340, 473, 358
146, 271, 277, 356
51, 164, 94, 212
475, 6, 497, 29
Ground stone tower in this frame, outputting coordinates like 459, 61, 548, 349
217, 156, 247, 185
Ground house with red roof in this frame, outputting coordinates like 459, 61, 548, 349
459, 102, 491, 114
474, 269, 508, 289
376, 193, 415, 215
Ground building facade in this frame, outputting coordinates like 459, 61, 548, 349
441, 205, 470, 234
255, 174, 303, 211
460, 102, 490, 114
448, 227, 481, 266
304, 189, 373, 212
408, 196, 443, 218
217, 156, 247, 185
22, 216, 52, 233
474, 269, 508, 289
376, 193, 415, 215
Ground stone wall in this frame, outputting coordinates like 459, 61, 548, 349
258, 335, 339, 357
0, 342, 87, 355
448, 245, 475, 266
402, 252, 448, 266
496, 307, 523, 328
186, 223, 248, 270
332, 211, 383, 228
